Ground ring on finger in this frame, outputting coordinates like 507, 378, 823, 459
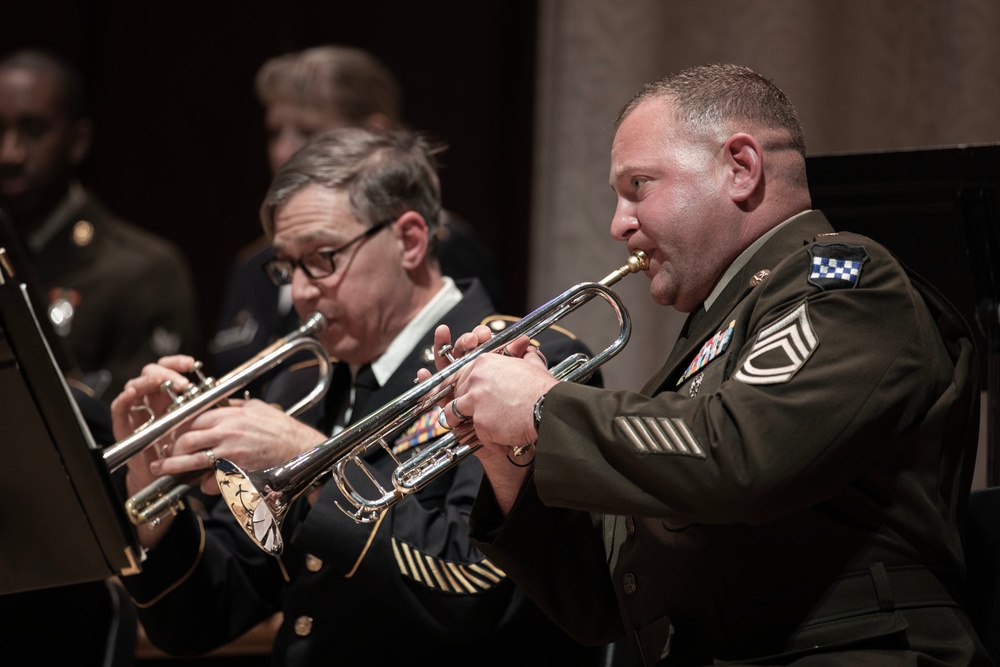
437, 408, 454, 431
450, 398, 470, 421
205, 449, 216, 466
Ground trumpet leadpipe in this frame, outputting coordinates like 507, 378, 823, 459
214, 251, 647, 554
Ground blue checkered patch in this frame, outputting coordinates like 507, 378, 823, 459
807, 243, 869, 290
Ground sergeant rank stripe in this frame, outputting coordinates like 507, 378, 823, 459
614, 416, 706, 458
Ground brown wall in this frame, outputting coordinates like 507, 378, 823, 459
3, 0, 540, 357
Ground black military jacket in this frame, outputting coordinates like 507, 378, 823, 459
121, 279, 606, 666
27, 190, 200, 400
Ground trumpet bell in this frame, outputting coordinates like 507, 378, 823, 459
215, 458, 288, 556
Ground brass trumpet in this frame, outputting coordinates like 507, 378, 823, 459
215, 251, 647, 556
101, 312, 333, 528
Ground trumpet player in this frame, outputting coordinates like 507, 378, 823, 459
430, 65, 991, 666
110, 128, 606, 665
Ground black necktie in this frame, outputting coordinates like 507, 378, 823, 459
349, 364, 378, 425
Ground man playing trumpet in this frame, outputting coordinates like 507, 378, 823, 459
110, 128, 606, 665
427, 64, 990, 666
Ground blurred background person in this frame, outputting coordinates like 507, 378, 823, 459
209, 45, 504, 383
0, 48, 200, 403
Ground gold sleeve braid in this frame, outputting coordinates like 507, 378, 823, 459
390, 536, 507, 593
129, 512, 208, 609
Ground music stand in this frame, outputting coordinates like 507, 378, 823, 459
0, 243, 143, 594
808, 143, 1000, 484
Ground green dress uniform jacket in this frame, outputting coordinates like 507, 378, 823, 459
470, 211, 992, 666
28, 190, 200, 400
120, 279, 606, 667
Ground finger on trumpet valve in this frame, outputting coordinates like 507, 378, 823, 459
130, 403, 156, 431
437, 343, 456, 363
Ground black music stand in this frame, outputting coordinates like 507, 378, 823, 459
0, 242, 143, 594
808, 143, 1000, 484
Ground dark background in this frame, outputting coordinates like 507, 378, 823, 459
3, 0, 540, 358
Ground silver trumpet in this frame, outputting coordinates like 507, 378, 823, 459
214, 251, 647, 556
101, 312, 333, 528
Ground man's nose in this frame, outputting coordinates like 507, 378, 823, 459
0, 130, 26, 165
610, 200, 639, 242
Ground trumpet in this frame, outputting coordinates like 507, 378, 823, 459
215, 251, 647, 556
101, 312, 333, 528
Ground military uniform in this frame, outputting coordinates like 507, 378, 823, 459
121, 279, 606, 666
26, 189, 200, 401
470, 211, 992, 666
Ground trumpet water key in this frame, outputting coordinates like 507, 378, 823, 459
103, 312, 333, 528
214, 251, 647, 556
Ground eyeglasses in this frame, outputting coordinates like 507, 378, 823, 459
263, 217, 395, 286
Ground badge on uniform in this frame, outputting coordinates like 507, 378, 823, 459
808, 243, 869, 290
393, 405, 450, 455
677, 320, 735, 386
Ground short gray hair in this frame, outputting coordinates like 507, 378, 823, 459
260, 127, 444, 255
617, 63, 806, 157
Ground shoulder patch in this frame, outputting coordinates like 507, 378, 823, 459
808, 243, 869, 290
734, 302, 817, 385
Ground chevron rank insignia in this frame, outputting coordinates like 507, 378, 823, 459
393, 406, 449, 455
808, 243, 869, 290
733, 302, 817, 385
677, 320, 735, 386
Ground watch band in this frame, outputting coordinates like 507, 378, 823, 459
532, 394, 545, 432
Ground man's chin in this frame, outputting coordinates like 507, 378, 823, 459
0, 184, 28, 202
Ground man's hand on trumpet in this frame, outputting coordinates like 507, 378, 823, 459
417, 324, 558, 512
111, 355, 334, 547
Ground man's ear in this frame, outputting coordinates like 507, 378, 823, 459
363, 112, 393, 133
395, 210, 429, 269
723, 133, 762, 203
69, 118, 93, 166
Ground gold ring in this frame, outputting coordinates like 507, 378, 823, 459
450, 399, 470, 421
205, 449, 216, 466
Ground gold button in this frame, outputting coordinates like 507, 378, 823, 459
305, 554, 323, 572
72, 220, 94, 246
748, 269, 770, 286
623, 572, 637, 595
293, 616, 313, 636
488, 318, 507, 332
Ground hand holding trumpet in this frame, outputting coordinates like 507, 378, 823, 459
417, 325, 558, 510
110, 354, 331, 547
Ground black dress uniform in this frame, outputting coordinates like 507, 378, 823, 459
120, 278, 606, 666
27, 189, 200, 401
469, 211, 992, 666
